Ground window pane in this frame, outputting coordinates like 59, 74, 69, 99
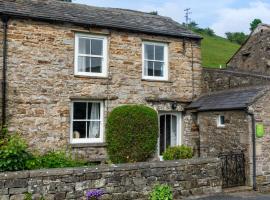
155, 45, 164, 60
159, 115, 165, 156
88, 121, 100, 138
220, 116, 225, 125
166, 115, 171, 148
171, 115, 177, 146
154, 62, 164, 77
91, 39, 103, 55
78, 56, 90, 72
73, 121, 86, 138
91, 57, 102, 73
73, 102, 87, 119
88, 102, 100, 120
147, 61, 154, 76
145, 44, 154, 60
79, 38, 90, 54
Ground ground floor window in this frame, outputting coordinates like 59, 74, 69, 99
159, 112, 182, 156
71, 101, 104, 143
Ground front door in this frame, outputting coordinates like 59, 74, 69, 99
158, 112, 182, 157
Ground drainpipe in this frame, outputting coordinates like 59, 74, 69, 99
247, 110, 257, 190
1, 15, 9, 128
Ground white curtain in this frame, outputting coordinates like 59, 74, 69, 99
88, 103, 100, 138
171, 115, 177, 146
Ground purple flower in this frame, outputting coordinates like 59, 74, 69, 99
86, 189, 104, 200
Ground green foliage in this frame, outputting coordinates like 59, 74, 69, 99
0, 133, 32, 171
26, 151, 88, 169
162, 145, 193, 160
225, 32, 248, 45
106, 105, 158, 163
24, 193, 45, 200
149, 184, 173, 200
149, 11, 158, 15
250, 18, 262, 31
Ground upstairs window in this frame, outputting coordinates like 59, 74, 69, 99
142, 42, 168, 80
71, 101, 104, 143
75, 33, 107, 77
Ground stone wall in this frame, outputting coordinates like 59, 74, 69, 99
202, 68, 270, 93
249, 91, 270, 191
0, 158, 222, 200
3, 18, 202, 161
227, 24, 270, 76
198, 111, 250, 157
198, 111, 252, 185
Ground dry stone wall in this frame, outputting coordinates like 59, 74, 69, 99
2, 18, 202, 161
202, 68, 270, 93
0, 158, 222, 200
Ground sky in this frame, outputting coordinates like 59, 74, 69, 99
73, 0, 270, 37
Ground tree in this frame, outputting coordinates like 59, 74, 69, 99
250, 19, 262, 31
149, 11, 158, 15
204, 28, 215, 36
188, 21, 198, 30
225, 32, 248, 45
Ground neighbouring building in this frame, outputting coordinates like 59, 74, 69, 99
0, 0, 202, 162
198, 23, 270, 191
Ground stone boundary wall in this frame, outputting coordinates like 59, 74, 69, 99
203, 68, 270, 93
0, 158, 222, 200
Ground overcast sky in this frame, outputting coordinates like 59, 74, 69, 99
73, 0, 270, 37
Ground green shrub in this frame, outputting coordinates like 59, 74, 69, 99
106, 105, 158, 163
0, 133, 32, 171
26, 151, 88, 170
149, 184, 173, 200
162, 145, 193, 160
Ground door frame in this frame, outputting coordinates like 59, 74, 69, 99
157, 111, 183, 159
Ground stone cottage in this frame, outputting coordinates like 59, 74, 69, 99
0, 0, 202, 162
198, 24, 270, 191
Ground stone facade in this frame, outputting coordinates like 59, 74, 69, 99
1, 18, 201, 161
202, 68, 270, 93
0, 158, 222, 200
197, 111, 252, 186
249, 91, 270, 191
227, 24, 270, 76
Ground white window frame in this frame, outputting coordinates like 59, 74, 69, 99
70, 100, 104, 144
142, 41, 169, 81
158, 112, 182, 160
74, 33, 108, 77
217, 115, 225, 127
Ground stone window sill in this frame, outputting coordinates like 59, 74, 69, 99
70, 143, 107, 148
74, 75, 110, 80
141, 79, 173, 83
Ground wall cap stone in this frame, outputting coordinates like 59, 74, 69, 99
0, 157, 220, 180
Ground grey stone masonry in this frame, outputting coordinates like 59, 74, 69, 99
0, 158, 222, 200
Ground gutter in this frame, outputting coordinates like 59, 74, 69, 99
1, 15, 9, 127
246, 110, 257, 191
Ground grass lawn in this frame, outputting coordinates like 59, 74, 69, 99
200, 33, 241, 68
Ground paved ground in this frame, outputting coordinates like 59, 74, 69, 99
197, 191, 270, 200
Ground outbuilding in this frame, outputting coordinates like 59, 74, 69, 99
188, 86, 270, 191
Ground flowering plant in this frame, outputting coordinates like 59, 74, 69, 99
86, 189, 104, 200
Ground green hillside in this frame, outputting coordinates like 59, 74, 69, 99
200, 33, 241, 68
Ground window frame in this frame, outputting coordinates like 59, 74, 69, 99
70, 100, 104, 144
74, 33, 108, 77
217, 115, 225, 127
142, 41, 169, 81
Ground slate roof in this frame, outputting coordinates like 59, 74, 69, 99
0, 0, 201, 39
187, 87, 268, 112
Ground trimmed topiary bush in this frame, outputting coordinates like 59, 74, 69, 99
106, 105, 158, 163
162, 145, 193, 160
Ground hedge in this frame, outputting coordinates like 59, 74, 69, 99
106, 105, 158, 163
